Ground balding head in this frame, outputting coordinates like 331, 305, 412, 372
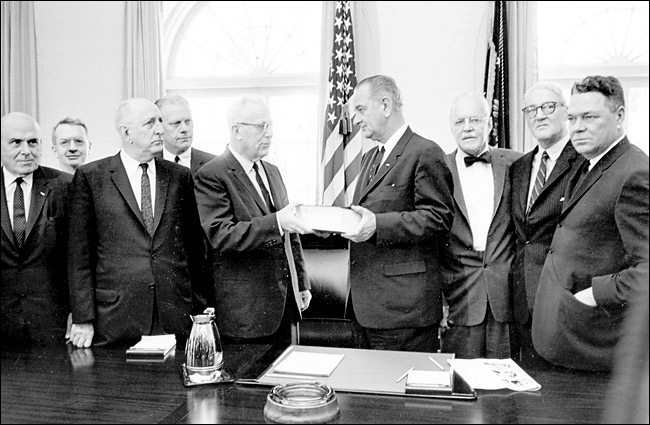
114, 98, 164, 163
1, 112, 42, 176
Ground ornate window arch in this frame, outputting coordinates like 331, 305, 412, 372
162, 1, 322, 203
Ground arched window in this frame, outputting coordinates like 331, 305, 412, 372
163, 1, 322, 203
538, 1, 649, 154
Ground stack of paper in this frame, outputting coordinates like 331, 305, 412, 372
294, 205, 361, 234
405, 369, 453, 394
126, 335, 176, 361
448, 358, 541, 391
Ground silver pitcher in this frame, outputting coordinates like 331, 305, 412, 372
185, 307, 224, 384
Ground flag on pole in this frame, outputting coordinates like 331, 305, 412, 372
321, 0, 362, 206
483, 0, 510, 148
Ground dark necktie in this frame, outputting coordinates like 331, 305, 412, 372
174, 156, 180, 164
253, 162, 275, 213
367, 146, 385, 184
464, 151, 491, 167
13, 177, 26, 248
528, 151, 549, 213
140, 163, 154, 235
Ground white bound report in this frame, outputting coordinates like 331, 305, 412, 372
273, 351, 345, 377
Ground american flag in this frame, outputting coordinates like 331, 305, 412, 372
484, 0, 510, 148
321, 0, 362, 207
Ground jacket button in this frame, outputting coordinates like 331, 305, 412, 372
483, 263, 488, 268
149, 284, 155, 290
20, 293, 27, 299
525, 240, 531, 245
151, 254, 157, 260
548, 248, 554, 254
350, 260, 356, 266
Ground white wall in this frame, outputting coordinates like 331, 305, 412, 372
32, 1, 490, 171
34, 1, 125, 169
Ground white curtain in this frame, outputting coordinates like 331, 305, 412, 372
1, 1, 38, 119
508, 1, 538, 153
125, 1, 164, 100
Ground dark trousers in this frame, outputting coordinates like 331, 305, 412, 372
441, 304, 510, 359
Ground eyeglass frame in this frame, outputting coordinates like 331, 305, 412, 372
235, 122, 273, 132
522, 101, 565, 119
452, 116, 490, 128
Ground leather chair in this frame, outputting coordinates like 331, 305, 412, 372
298, 234, 355, 347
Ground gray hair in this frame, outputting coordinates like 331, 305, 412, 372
227, 94, 268, 127
357, 75, 403, 111
524, 82, 567, 104
52, 116, 89, 145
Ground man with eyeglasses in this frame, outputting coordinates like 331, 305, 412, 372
194, 94, 315, 345
509, 82, 586, 365
154, 95, 216, 177
438, 93, 521, 358
532, 75, 648, 371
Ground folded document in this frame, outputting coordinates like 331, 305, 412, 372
448, 358, 541, 391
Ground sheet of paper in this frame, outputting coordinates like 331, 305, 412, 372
449, 358, 541, 391
406, 370, 451, 387
273, 351, 345, 377
129, 335, 176, 351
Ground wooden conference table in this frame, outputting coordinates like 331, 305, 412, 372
1, 342, 610, 423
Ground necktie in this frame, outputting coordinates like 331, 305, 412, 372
367, 146, 385, 184
253, 162, 275, 212
13, 177, 26, 248
140, 163, 154, 235
528, 151, 549, 213
174, 156, 180, 164
464, 151, 491, 167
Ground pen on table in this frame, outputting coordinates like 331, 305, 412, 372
428, 356, 444, 370
396, 366, 414, 383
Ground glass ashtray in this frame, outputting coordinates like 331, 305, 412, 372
263, 382, 340, 424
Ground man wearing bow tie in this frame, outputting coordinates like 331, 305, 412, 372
439, 93, 521, 358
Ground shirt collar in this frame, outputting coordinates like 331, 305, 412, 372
381, 123, 408, 158
539, 134, 570, 162
228, 144, 256, 174
588, 134, 625, 170
163, 146, 191, 162
120, 150, 155, 176
2, 166, 34, 189
457, 144, 490, 161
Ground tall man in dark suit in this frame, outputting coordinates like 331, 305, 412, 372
532, 75, 649, 371
155, 95, 216, 176
67, 98, 211, 347
510, 82, 585, 364
194, 94, 313, 344
1, 112, 72, 346
440, 93, 521, 358
343, 75, 455, 352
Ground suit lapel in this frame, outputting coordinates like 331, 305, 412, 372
562, 138, 629, 215
263, 162, 286, 210
0, 171, 16, 247
25, 167, 49, 242
447, 150, 470, 224
490, 148, 506, 218
225, 151, 269, 215
518, 149, 536, 214
109, 154, 146, 227
152, 158, 169, 235
359, 128, 412, 201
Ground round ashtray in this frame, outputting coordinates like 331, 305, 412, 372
263, 382, 340, 424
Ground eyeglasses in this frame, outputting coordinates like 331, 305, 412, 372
522, 101, 564, 119
236, 122, 273, 132
452, 116, 489, 128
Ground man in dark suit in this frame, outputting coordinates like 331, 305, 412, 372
67, 98, 211, 347
154, 95, 216, 176
510, 82, 585, 364
343, 75, 455, 352
532, 75, 649, 371
194, 94, 313, 344
440, 93, 521, 358
1, 112, 71, 346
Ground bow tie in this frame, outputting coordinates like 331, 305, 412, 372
464, 152, 491, 167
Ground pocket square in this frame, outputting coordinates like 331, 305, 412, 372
560, 197, 565, 202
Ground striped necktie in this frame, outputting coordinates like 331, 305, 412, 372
140, 163, 154, 235
528, 151, 548, 213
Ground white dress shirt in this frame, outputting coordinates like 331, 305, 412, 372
375, 123, 408, 169
526, 134, 570, 205
163, 146, 191, 168
120, 150, 156, 216
2, 166, 33, 228
587, 134, 625, 172
455, 147, 494, 251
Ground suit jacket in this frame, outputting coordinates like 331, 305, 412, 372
510, 142, 584, 324
194, 149, 309, 339
349, 127, 455, 329
68, 154, 211, 346
440, 147, 521, 327
1, 166, 72, 345
532, 138, 649, 370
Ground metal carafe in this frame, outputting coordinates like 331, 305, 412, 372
185, 307, 224, 384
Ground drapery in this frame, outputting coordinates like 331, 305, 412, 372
1, 0, 38, 119
125, 1, 164, 100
